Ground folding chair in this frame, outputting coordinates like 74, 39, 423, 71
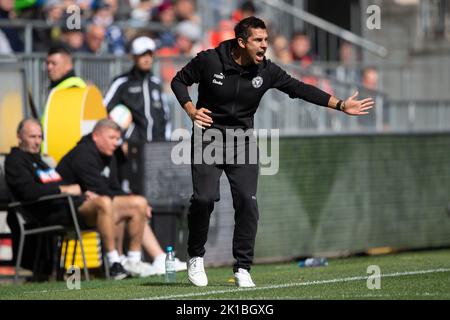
8, 194, 91, 283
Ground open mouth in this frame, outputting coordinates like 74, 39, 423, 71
255, 51, 265, 61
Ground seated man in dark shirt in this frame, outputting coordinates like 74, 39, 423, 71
5, 118, 83, 279
5, 118, 132, 280
56, 119, 155, 278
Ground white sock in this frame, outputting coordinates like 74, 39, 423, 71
154, 253, 166, 263
127, 251, 142, 263
107, 250, 121, 266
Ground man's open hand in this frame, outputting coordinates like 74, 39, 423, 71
343, 91, 375, 116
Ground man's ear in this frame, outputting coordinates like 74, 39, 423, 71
237, 37, 246, 49
92, 131, 98, 143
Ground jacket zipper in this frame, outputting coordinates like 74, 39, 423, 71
231, 72, 243, 116
143, 78, 153, 141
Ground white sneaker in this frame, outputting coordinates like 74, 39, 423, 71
152, 254, 188, 275
122, 259, 157, 278
174, 258, 187, 272
187, 256, 208, 287
234, 268, 255, 287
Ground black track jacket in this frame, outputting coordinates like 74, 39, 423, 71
104, 67, 170, 142
56, 134, 126, 198
171, 39, 332, 130
5, 147, 62, 201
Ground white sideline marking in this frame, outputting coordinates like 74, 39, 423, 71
137, 268, 450, 300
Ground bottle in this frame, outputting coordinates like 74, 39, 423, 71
165, 246, 176, 283
298, 257, 328, 268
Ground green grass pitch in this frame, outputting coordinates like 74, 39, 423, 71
0, 249, 449, 300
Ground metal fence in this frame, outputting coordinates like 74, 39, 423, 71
7, 54, 450, 136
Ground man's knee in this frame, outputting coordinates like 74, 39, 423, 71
95, 196, 113, 212
192, 194, 216, 208
128, 195, 148, 216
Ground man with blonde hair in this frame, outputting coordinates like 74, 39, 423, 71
56, 119, 155, 278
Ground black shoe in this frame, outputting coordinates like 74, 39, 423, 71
110, 262, 129, 280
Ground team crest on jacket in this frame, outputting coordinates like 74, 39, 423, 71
252, 76, 263, 88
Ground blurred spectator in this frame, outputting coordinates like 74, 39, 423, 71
326, 41, 358, 107
102, 0, 118, 14
289, 31, 334, 95
359, 66, 380, 129
15, 0, 42, 19
0, 0, 24, 52
212, 0, 262, 47
362, 67, 379, 91
32, 0, 65, 52
266, 34, 293, 65
291, 31, 314, 68
44, 0, 65, 25
340, 41, 358, 66
0, 28, 12, 54
81, 23, 106, 55
77, 0, 95, 11
45, 43, 87, 90
91, 0, 126, 55
129, 0, 153, 24
335, 41, 360, 83
105, 36, 165, 185
207, 0, 232, 29
289, 30, 333, 92
104, 36, 170, 145
156, 20, 201, 87
174, 0, 200, 24
152, 1, 177, 48
208, 19, 235, 49
231, 0, 256, 23
173, 20, 201, 56
61, 25, 85, 52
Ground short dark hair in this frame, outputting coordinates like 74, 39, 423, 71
47, 42, 72, 57
234, 16, 266, 42
17, 118, 41, 135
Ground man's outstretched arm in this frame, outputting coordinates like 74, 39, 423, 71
328, 91, 374, 115
271, 63, 374, 115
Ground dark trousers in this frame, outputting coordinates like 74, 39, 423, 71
187, 130, 259, 272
